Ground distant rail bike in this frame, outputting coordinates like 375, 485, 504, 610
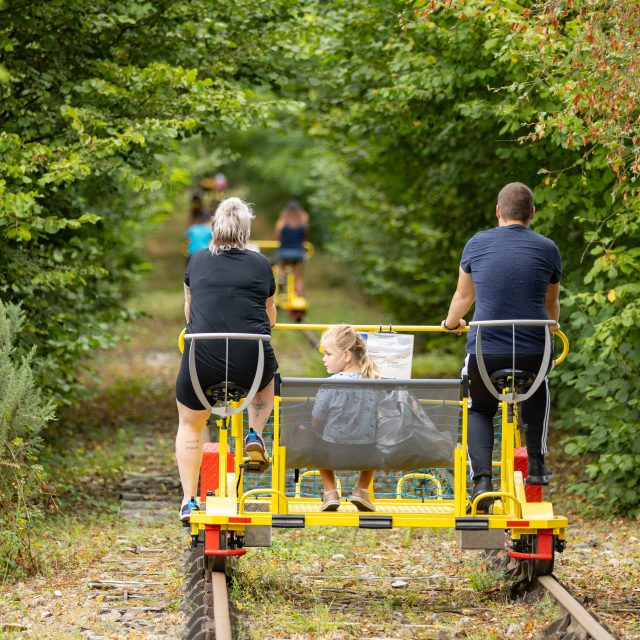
253, 240, 314, 321
180, 321, 570, 638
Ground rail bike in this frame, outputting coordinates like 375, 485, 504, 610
252, 240, 314, 321
179, 320, 570, 639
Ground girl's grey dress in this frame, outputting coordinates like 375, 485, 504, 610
311, 372, 379, 444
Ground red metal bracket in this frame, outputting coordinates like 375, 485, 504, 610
204, 524, 247, 557
508, 528, 553, 560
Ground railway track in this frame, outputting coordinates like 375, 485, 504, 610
301, 327, 320, 348
537, 575, 618, 640
181, 559, 620, 640
182, 546, 233, 640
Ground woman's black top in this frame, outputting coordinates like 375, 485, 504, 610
175, 248, 278, 410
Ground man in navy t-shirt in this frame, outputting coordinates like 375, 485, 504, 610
442, 182, 562, 511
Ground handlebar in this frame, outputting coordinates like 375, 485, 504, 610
252, 240, 315, 259
469, 319, 557, 327
178, 329, 270, 354
184, 333, 271, 341
468, 319, 567, 403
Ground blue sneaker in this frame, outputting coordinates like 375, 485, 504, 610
244, 428, 269, 472
179, 496, 200, 523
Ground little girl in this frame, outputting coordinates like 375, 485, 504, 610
312, 324, 379, 512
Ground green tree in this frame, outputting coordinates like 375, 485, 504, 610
0, 0, 302, 398
494, 0, 640, 515
269, 0, 639, 514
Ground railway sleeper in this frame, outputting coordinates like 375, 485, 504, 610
539, 612, 590, 640
184, 567, 207, 593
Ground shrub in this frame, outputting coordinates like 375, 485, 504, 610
0, 300, 55, 577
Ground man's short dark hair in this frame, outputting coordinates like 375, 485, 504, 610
497, 182, 534, 222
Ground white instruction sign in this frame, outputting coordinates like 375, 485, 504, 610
363, 332, 414, 379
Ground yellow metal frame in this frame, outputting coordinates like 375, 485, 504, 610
189, 324, 570, 542
252, 240, 314, 314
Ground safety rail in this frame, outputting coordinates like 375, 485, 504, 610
295, 470, 343, 498
395, 473, 443, 500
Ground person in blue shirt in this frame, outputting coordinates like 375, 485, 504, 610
274, 200, 309, 297
442, 182, 562, 511
185, 195, 214, 263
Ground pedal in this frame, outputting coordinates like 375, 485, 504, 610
242, 459, 270, 474
466, 499, 494, 515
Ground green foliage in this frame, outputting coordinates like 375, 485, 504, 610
2, 0, 638, 517
243, 0, 639, 514
0, 300, 55, 577
0, 0, 300, 401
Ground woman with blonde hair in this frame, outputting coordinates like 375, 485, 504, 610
175, 197, 278, 521
312, 324, 379, 512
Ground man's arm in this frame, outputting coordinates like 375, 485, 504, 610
443, 268, 476, 330
266, 294, 277, 328
184, 283, 191, 324
545, 282, 560, 331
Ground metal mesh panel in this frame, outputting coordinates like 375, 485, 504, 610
218, 378, 469, 502
279, 378, 460, 472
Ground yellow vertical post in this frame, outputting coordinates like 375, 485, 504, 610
279, 446, 287, 513
271, 395, 281, 513
499, 399, 515, 505
513, 404, 522, 448
218, 418, 228, 498
287, 271, 295, 305
232, 409, 243, 499
454, 447, 463, 516
456, 396, 469, 516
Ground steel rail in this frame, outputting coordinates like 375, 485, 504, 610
211, 570, 233, 640
537, 575, 618, 640
301, 329, 320, 349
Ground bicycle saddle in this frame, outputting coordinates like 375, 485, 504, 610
204, 382, 248, 405
489, 368, 537, 395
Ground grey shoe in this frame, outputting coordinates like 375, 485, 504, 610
321, 489, 340, 512
349, 487, 375, 512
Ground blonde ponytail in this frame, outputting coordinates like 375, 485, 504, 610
360, 354, 379, 379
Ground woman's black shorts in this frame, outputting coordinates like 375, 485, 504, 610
175, 339, 278, 411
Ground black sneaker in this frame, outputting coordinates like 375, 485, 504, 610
527, 456, 552, 485
470, 476, 494, 513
